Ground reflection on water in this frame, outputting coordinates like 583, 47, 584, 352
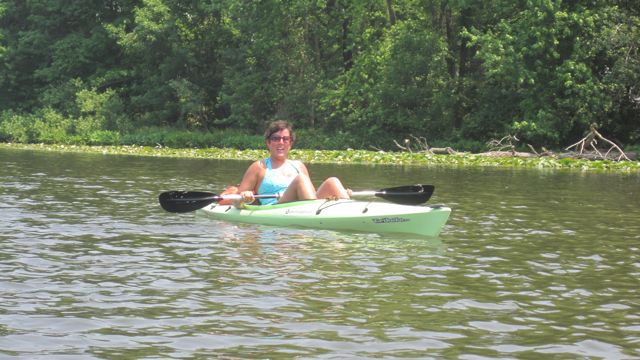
0, 147, 639, 358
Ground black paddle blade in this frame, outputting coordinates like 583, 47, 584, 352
159, 191, 221, 213
376, 184, 435, 205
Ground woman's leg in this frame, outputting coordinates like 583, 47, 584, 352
316, 177, 350, 199
278, 174, 317, 203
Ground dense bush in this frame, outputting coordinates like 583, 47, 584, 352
0, 1, 638, 150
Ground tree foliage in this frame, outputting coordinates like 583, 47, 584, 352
0, 0, 638, 149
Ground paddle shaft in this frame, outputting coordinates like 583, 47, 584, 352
223, 191, 371, 200
209, 189, 426, 201
218, 193, 278, 201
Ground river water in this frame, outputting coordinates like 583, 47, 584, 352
1, 147, 639, 359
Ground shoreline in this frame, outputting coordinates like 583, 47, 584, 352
2, 142, 639, 173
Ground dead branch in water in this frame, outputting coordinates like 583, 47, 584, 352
486, 135, 519, 155
393, 135, 457, 155
565, 124, 630, 161
481, 135, 538, 157
387, 127, 635, 161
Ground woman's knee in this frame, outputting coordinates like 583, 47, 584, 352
317, 177, 349, 198
322, 177, 342, 188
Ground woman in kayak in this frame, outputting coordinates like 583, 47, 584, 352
233, 120, 350, 207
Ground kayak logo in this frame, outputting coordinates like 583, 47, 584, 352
372, 217, 410, 224
285, 209, 313, 215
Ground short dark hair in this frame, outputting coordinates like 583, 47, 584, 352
264, 120, 295, 143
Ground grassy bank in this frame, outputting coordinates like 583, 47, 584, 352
2, 142, 639, 173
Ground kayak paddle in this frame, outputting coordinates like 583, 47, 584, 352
159, 184, 435, 213
159, 191, 277, 213
350, 184, 434, 206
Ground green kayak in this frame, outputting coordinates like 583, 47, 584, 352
198, 199, 451, 237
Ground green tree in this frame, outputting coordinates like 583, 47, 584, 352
319, 0, 470, 146
595, 4, 640, 144
470, 0, 638, 146
322, 19, 451, 147
0, 0, 638, 149
0, 0, 135, 113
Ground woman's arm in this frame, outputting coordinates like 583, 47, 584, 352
233, 161, 263, 207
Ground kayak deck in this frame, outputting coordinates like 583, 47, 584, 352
198, 199, 451, 237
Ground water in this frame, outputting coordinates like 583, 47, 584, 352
1, 147, 639, 358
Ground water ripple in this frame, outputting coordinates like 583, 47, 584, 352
1, 149, 639, 358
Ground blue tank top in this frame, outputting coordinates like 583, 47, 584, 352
257, 158, 300, 205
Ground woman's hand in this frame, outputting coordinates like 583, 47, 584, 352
240, 191, 255, 203
234, 190, 255, 208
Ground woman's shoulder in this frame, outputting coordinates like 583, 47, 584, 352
289, 159, 308, 173
243, 159, 266, 175
250, 159, 267, 168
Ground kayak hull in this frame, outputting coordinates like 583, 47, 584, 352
198, 199, 451, 237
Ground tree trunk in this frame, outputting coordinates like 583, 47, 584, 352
442, 3, 456, 78
386, 0, 397, 26
453, 7, 471, 130
342, 18, 352, 71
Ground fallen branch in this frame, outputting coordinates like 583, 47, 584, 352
393, 135, 457, 155
478, 150, 536, 158
487, 135, 519, 155
393, 139, 413, 153
384, 127, 635, 161
430, 147, 458, 155
527, 144, 556, 158
565, 124, 630, 161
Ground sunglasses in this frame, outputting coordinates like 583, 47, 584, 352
269, 135, 292, 143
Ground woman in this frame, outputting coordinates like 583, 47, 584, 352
233, 120, 350, 207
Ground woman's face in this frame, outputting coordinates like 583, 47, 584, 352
266, 129, 292, 160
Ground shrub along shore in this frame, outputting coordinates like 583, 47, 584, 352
2, 142, 639, 173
